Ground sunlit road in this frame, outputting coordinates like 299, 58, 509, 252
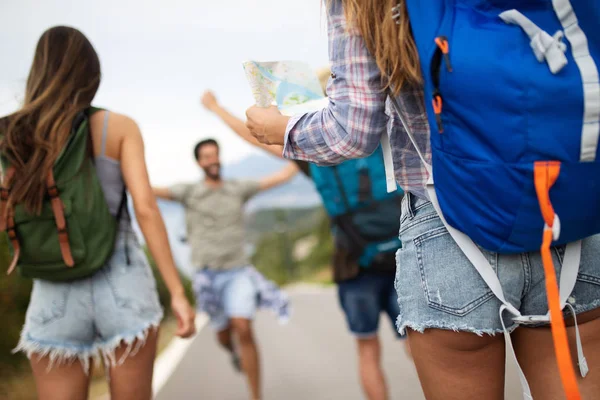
155, 286, 523, 400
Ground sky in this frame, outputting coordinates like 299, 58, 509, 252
0, 0, 329, 186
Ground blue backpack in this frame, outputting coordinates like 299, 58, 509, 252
310, 145, 403, 271
385, 1, 599, 398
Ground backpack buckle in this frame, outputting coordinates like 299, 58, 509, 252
544, 214, 561, 241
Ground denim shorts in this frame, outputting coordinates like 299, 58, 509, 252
338, 272, 402, 339
395, 193, 600, 335
14, 232, 163, 372
194, 267, 258, 331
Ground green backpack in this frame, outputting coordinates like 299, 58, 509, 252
1, 108, 124, 281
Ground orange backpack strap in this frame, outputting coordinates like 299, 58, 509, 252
534, 161, 581, 400
46, 171, 74, 267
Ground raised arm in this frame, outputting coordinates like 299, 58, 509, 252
246, 0, 388, 165
117, 115, 195, 338
258, 161, 300, 192
201, 91, 284, 159
153, 187, 173, 200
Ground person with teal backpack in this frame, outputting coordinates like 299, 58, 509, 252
246, 0, 600, 399
202, 87, 410, 400
1, 26, 195, 399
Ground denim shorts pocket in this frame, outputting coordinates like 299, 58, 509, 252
27, 280, 71, 326
104, 243, 160, 315
414, 226, 496, 316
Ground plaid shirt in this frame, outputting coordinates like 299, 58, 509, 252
283, 0, 431, 199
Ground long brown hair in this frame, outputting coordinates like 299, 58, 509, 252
340, 0, 421, 95
0, 26, 101, 214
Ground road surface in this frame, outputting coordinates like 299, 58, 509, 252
156, 285, 523, 400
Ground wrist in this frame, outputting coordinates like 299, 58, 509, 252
169, 285, 186, 299
268, 114, 290, 145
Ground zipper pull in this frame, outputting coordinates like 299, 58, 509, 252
432, 91, 444, 133
435, 36, 453, 72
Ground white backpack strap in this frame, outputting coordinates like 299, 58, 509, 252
381, 132, 398, 192
500, 306, 534, 400
552, 0, 600, 161
560, 241, 582, 309
500, 10, 568, 74
560, 242, 588, 377
425, 179, 521, 317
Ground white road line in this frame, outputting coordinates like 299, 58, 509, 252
152, 313, 209, 397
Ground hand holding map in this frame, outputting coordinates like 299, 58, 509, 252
243, 60, 329, 116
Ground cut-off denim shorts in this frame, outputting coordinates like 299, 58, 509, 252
395, 193, 600, 336
14, 232, 163, 372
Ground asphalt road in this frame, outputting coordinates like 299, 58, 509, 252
156, 286, 523, 400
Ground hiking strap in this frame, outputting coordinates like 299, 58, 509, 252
380, 132, 397, 193
552, 0, 600, 162
100, 111, 110, 157
499, 10, 568, 74
534, 161, 582, 399
1, 167, 20, 275
387, 88, 585, 400
46, 171, 75, 268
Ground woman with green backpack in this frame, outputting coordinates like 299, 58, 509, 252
0, 26, 195, 399
245, 0, 600, 399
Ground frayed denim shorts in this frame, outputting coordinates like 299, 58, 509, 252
395, 193, 600, 336
14, 232, 163, 372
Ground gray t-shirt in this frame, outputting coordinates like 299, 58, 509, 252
169, 180, 261, 271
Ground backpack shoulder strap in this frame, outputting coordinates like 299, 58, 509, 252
100, 111, 110, 157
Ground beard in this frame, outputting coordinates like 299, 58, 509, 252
203, 163, 221, 180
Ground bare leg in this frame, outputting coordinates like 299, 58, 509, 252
230, 318, 261, 400
30, 355, 92, 400
217, 326, 234, 351
408, 329, 506, 400
357, 336, 389, 400
108, 328, 159, 400
513, 308, 600, 400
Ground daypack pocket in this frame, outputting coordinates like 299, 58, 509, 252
13, 198, 86, 269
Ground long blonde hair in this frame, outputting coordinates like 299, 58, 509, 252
0, 26, 101, 214
340, 0, 421, 95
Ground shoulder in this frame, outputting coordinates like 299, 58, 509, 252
178, 181, 205, 193
90, 110, 141, 139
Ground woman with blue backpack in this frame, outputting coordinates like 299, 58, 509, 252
245, 1, 600, 399
0, 27, 195, 399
